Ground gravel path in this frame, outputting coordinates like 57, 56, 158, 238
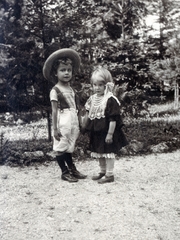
1, 151, 180, 240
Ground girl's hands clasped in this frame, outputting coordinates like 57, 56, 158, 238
54, 129, 62, 141
105, 133, 113, 144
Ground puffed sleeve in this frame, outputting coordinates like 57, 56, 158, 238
106, 96, 119, 115
50, 88, 58, 102
105, 97, 124, 128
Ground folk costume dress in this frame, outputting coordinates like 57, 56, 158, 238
50, 85, 79, 153
85, 92, 128, 158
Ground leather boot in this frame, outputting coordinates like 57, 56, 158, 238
70, 164, 87, 179
56, 155, 78, 182
61, 169, 78, 182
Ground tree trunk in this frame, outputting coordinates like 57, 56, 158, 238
46, 110, 51, 142
174, 82, 179, 109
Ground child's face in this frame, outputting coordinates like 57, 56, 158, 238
56, 63, 72, 83
92, 73, 106, 96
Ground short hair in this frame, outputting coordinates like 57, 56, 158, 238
91, 66, 113, 84
51, 57, 73, 76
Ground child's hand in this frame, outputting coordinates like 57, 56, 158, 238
54, 129, 62, 141
105, 133, 113, 144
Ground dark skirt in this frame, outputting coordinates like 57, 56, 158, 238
89, 127, 128, 154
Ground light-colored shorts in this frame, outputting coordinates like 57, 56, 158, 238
53, 108, 79, 153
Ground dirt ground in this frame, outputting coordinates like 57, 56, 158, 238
0, 150, 180, 240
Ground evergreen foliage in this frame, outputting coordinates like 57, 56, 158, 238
0, 0, 180, 116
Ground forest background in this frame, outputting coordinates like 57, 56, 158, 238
0, 0, 180, 166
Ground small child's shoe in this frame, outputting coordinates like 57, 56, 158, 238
92, 173, 105, 180
98, 175, 114, 184
61, 171, 78, 182
70, 164, 87, 179
72, 170, 87, 179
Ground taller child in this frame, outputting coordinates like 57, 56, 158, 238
43, 48, 87, 182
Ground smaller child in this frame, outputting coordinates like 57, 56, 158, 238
43, 48, 87, 182
84, 66, 128, 184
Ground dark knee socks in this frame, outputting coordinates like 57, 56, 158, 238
64, 153, 74, 169
56, 154, 68, 173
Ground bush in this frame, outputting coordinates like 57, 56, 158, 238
125, 117, 180, 153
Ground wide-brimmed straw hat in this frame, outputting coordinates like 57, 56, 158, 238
43, 48, 81, 80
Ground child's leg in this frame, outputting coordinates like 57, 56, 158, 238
92, 158, 106, 180
105, 158, 115, 177
56, 154, 78, 182
63, 153, 73, 169
99, 158, 106, 174
98, 158, 115, 184
65, 153, 87, 179
56, 154, 67, 173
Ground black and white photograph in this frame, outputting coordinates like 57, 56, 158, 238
0, 0, 180, 239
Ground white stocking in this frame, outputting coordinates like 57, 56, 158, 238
99, 158, 106, 174
106, 158, 115, 177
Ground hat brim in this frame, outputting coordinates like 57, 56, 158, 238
43, 48, 81, 80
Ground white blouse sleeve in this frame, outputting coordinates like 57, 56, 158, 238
50, 89, 58, 102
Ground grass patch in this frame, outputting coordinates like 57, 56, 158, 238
148, 101, 179, 116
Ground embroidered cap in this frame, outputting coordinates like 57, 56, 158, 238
43, 48, 81, 80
